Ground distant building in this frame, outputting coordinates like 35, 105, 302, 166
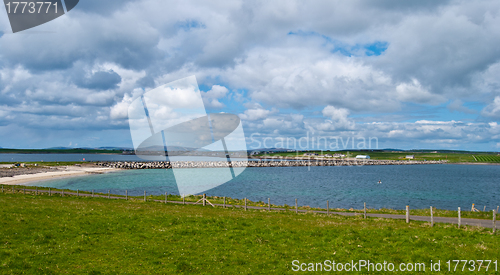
356, 155, 370, 159
303, 153, 319, 156
324, 154, 332, 157
406, 155, 415, 159
333, 153, 345, 158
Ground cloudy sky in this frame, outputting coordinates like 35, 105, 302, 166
1, 0, 500, 151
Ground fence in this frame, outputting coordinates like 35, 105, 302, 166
2, 185, 497, 233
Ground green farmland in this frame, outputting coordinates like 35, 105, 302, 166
1, 191, 499, 274
474, 155, 500, 163
255, 150, 500, 164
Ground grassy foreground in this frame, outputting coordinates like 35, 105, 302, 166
1, 192, 498, 274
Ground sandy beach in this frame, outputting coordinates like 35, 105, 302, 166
0, 166, 121, 186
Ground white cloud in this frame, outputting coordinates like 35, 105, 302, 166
240, 108, 272, 121
320, 105, 355, 130
396, 79, 445, 104
202, 85, 229, 108
110, 94, 133, 120
481, 96, 500, 118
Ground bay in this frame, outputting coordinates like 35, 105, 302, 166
32, 164, 499, 211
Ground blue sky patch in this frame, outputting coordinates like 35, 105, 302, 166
288, 30, 387, 57
364, 42, 388, 56
175, 20, 205, 31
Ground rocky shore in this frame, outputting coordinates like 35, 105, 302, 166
96, 159, 447, 169
0, 167, 61, 178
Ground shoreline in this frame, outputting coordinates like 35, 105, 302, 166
0, 166, 122, 186
451, 162, 500, 165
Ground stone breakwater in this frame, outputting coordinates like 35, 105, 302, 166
96, 159, 447, 169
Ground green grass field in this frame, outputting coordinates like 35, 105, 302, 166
1, 191, 498, 274
474, 155, 500, 163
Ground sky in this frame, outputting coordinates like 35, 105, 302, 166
1, 0, 500, 151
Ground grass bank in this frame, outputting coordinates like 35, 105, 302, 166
1, 191, 498, 274
256, 151, 500, 163
5, 185, 500, 220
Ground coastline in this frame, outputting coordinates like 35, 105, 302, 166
0, 166, 122, 186
450, 162, 500, 165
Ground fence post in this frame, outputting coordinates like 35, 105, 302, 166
497, 206, 499, 213
458, 207, 461, 228
268, 198, 271, 211
327, 200, 329, 216
108, 190, 110, 199
295, 199, 298, 214
92, 190, 94, 198
49, 188, 51, 196
23, 187, 25, 195
223, 197, 226, 208
183, 195, 185, 205
244, 198, 247, 211
77, 189, 79, 197
406, 205, 410, 223
165, 192, 168, 204
36, 187, 38, 195
125, 190, 128, 200
203, 194, 206, 207
364, 202, 367, 219
493, 210, 496, 234
484, 206, 486, 212
430, 206, 434, 227
12, 186, 14, 194
144, 191, 146, 202
1, 185, 3, 193
62, 190, 64, 197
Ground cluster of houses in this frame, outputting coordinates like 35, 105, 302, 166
301, 153, 374, 159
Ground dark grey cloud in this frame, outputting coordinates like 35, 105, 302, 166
136, 75, 156, 89
73, 70, 121, 90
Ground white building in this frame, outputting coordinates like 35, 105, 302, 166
355, 155, 370, 159
406, 155, 415, 159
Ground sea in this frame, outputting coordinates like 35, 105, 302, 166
3, 153, 497, 211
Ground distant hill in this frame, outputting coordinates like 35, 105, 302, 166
0, 148, 125, 154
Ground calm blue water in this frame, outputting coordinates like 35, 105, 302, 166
0, 153, 143, 162
0, 153, 239, 162
31, 164, 500, 211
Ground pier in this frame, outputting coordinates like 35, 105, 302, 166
96, 159, 447, 169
